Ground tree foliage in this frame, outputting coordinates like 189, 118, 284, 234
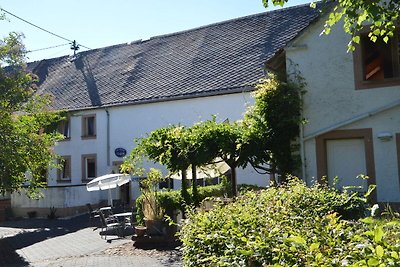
263, 0, 400, 51
123, 74, 304, 195
243, 73, 305, 179
0, 32, 63, 195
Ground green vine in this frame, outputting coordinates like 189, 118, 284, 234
244, 72, 306, 180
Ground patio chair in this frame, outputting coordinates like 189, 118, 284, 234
86, 203, 99, 218
98, 211, 122, 241
86, 203, 100, 228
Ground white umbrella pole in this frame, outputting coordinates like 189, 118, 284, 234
108, 188, 113, 207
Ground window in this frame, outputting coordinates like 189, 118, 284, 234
354, 31, 400, 89
195, 177, 220, 187
159, 178, 174, 189
82, 154, 97, 180
82, 115, 96, 138
58, 117, 70, 140
57, 156, 71, 182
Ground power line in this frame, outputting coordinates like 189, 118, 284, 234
0, 7, 91, 50
27, 43, 70, 53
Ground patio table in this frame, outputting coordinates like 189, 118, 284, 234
113, 212, 133, 237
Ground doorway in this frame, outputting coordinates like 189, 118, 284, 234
112, 161, 130, 206
316, 128, 376, 200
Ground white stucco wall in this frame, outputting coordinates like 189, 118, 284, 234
338, 107, 400, 202
107, 92, 268, 186
286, 19, 400, 202
17, 92, 269, 211
287, 20, 400, 139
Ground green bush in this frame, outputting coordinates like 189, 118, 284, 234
179, 178, 398, 266
237, 184, 266, 193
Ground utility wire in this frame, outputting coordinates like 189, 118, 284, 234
0, 7, 91, 50
27, 43, 70, 53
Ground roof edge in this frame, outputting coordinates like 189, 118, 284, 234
60, 85, 256, 112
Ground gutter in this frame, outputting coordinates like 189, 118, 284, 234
54, 85, 255, 113
304, 98, 400, 141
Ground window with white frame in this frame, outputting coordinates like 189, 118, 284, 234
82, 114, 96, 138
57, 156, 71, 182
82, 154, 96, 180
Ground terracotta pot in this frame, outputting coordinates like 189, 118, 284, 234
134, 226, 147, 237
144, 218, 164, 236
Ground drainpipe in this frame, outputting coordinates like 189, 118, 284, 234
299, 121, 306, 184
105, 109, 110, 167
299, 89, 307, 184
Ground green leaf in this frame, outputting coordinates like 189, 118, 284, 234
376, 245, 384, 258
361, 217, 375, 224
383, 36, 389, 43
365, 184, 376, 198
374, 226, 384, 243
309, 242, 320, 252
238, 249, 254, 256
373, 29, 381, 36
352, 35, 360, 44
287, 235, 306, 245
367, 257, 380, 266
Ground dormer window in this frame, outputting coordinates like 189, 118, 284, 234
354, 31, 400, 89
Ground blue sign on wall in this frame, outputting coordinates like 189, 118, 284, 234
114, 147, 127, 158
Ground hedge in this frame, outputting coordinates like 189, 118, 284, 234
178, 178, 400, 266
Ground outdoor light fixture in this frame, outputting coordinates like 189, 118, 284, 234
377, 131, 393, 141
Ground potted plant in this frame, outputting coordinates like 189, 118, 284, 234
140, 168, 165, 235
134, 225, 147, 237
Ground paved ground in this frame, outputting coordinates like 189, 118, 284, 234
0, 214, 180, 267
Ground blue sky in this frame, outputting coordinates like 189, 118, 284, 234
1, 0, 309, 62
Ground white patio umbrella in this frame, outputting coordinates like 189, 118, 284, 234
170, 159, 230, 180
86, 173, 131, 206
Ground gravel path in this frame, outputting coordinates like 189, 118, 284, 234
104, 241, 183, 267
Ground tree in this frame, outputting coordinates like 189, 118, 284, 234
122, 125, 194, 204
123, 73, 305, 196
186, 119, 243, 197
241, 73, 305, 182
0, 32, 63, 196
263, 0, 400, 51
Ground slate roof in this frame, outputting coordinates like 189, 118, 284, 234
30, 3, 323, 111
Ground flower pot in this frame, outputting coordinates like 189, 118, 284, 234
134, 226, 147, 237
144, 218, 164, 236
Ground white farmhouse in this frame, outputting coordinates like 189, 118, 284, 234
8, 1, 399, 219
9, 3, 323, 218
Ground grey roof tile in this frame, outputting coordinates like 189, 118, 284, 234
30, 3, 323, 111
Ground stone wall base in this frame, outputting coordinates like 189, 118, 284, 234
11, 202, 103, 219
0, 199, 11, 222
